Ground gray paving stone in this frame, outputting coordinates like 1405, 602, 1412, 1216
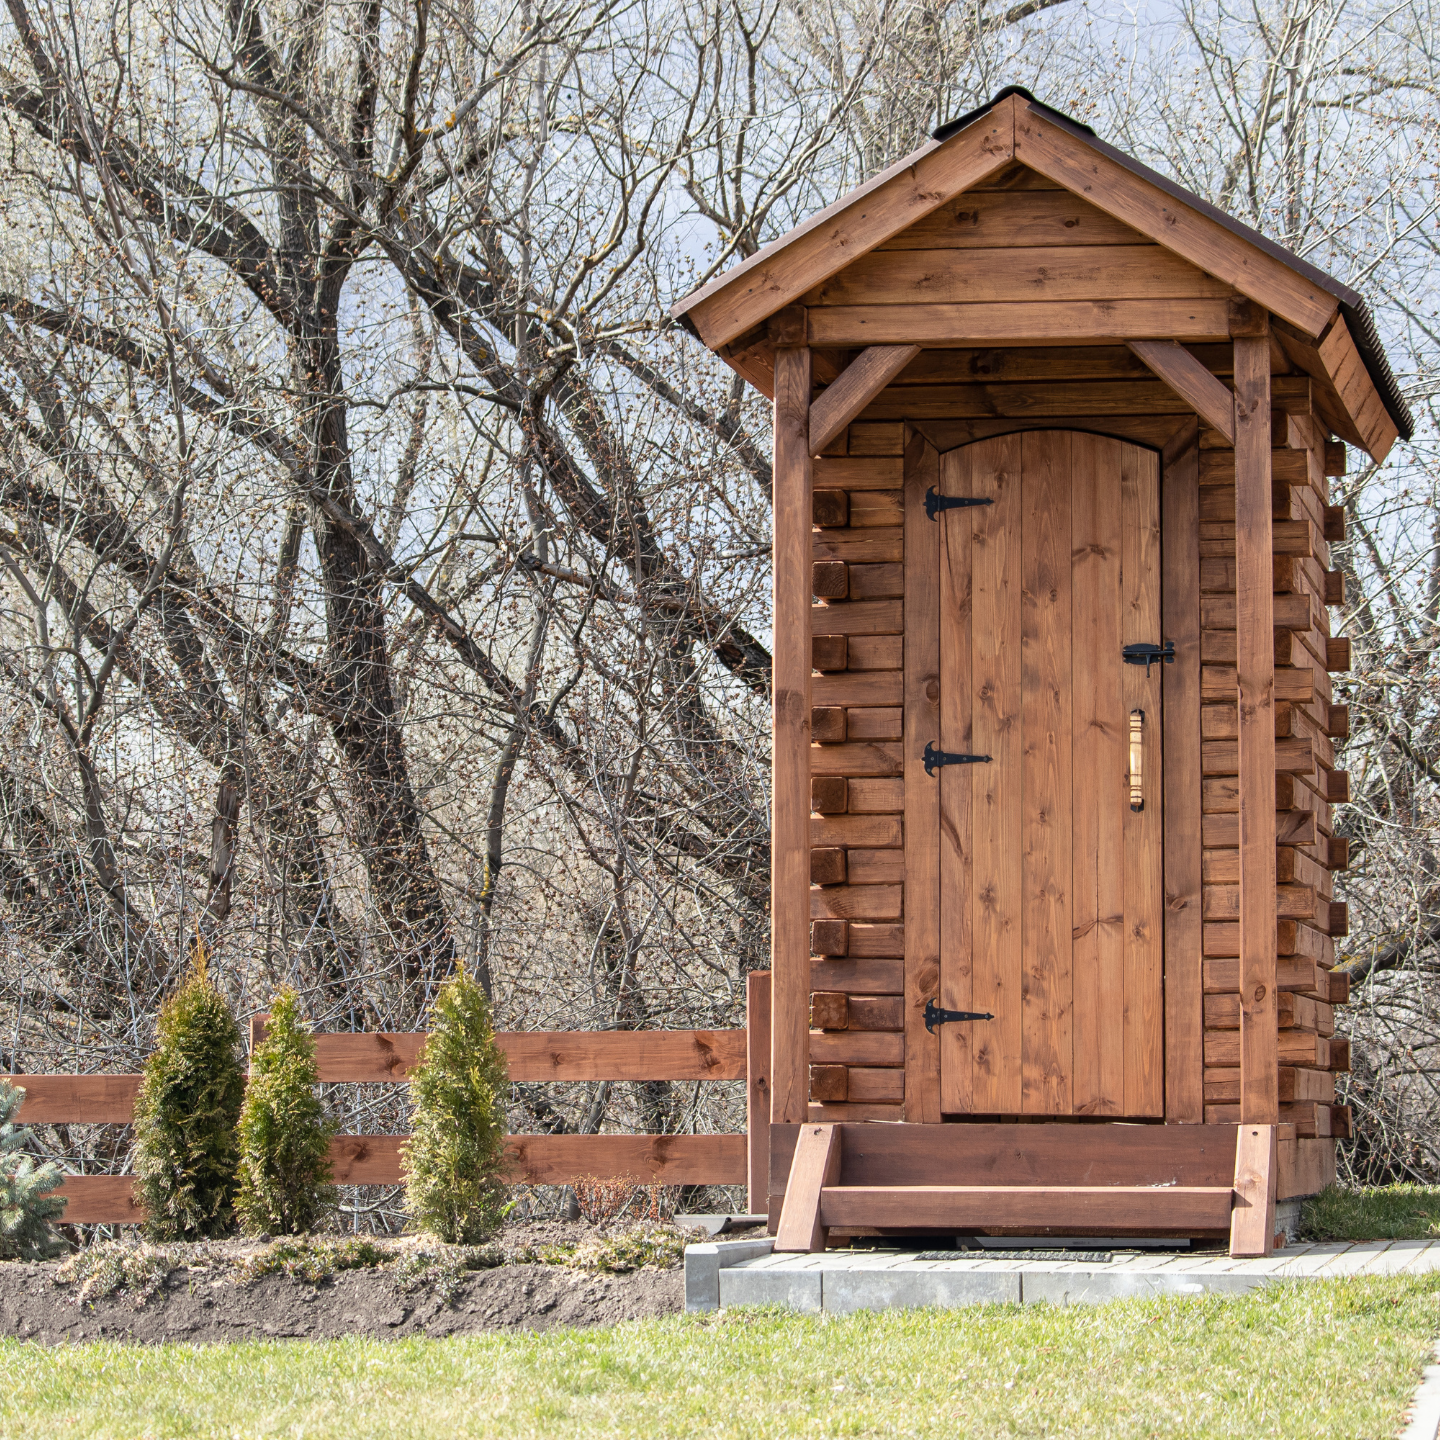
683, 1238, 777, 1313
719, 1264, 822, 1312
824, 1267, 1021, 1315
1020, 1270, 1271, 1305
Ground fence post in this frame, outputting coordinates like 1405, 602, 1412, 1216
746, 972, 772, 1217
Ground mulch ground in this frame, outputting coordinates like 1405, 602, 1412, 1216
0, 1220, 707, 1344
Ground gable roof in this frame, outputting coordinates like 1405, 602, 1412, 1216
671, 87, 1411, 459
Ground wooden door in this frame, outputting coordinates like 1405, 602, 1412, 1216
937, 431, 1163, 1117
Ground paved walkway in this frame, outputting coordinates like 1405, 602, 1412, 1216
684, 1237, 1440, 1313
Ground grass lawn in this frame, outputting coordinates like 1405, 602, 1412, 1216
1303, 1184, 1440, 1241
4, 1273, 1440, 1439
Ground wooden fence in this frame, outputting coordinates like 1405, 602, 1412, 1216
10, 974, 773, 1224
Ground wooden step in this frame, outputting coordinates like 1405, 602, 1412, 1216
816, 1185, 1236, 1232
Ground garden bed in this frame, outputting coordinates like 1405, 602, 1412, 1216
0, 1220, 718, 1344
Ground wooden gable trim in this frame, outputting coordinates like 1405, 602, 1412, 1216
672, 100, 1018, 350
1011, 101, 1338, 341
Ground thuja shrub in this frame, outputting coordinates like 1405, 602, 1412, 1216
236, 987, 337, 1236
134, 952, 246, 1240
0, 1079, 67, 1259
404, 962, 510, 1244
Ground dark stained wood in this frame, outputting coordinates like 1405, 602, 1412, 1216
938, 442, 975, 1113
810, 743, 902, 777
812, 560, 848, 598
812, 529, 902, 564
1128, 341, 1236, 440
1011, 99, 1337, 338
748, 971, 773, 1215
1229, 1123, 1277, 1256
811, 635, 848, 671
809, 600, 902, 635
811, 815, 902, 848
875, 190, 1148, 251
803, 245, 1231, 308
50, 1175, 145, 1224
812, 457, 902, 488
1021, 430, 1073, 1114
773, 346, 815, 1125
811, 708, 846, 744
813, 489, 849, 527
1235, 334, 1279, 1127
846, 708, 904, 741
503, 1134, 747, 1186
1070, 434, 1124, 1115
1122, 441, 1165, 1116
57, 1133, 750, 1220
810, 992, 850, 1030
809, 1065, 849, 1101
810, 884, 903, 921
11, 1075, 141, 1123
775, 1123, 842, 1252
775, 1120, 1240, 1188
847, 564, 905, 599
811, 672, 902, 706
912, 415, 1189, 453
969, 433, 1023, 1113
811, 346, 921, 452
812, 776, 847, 813
902, 429, 943, 1123
1163, 422, 1205, 1123
805, 299, 1236, 347
820, 1185, 1234, 1232
811, 958, 905, 992
846, 636, 904, 670
811, 847, 847, 886
858, 379, 1211, 420
847, 778, 905, 812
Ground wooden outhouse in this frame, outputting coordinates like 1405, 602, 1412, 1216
673, 88, 1410, 1256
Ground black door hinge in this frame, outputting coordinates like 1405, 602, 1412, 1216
923, 741, 992, 776
1122, 641, 1175, 677
924, 998, 995, 1032
926, 487, 994, 521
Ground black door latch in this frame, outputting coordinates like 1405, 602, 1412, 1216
923, 741, 992, 776
1122, 641, 1175, 677
924, 998, 995, 1032
925, 487, 994, 521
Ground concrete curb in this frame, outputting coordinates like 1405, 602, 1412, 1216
684, 1238, 776, 1312
1400, 1344, 1440, 1440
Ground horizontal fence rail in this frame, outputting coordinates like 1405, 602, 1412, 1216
9, 1023, 755, 1224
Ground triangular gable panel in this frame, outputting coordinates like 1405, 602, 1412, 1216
673, 91, 1406, 461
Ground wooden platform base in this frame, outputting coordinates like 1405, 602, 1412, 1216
772, 1122, 1288, 1258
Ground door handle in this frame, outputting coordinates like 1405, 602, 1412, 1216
1129, 708, 1145, 812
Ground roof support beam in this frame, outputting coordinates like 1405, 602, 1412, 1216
810, 346, 921, 453
1128, 340, 1235, 443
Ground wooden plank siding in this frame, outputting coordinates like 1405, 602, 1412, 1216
1196, 372, 1351, 1141
806, 426, 911, 1122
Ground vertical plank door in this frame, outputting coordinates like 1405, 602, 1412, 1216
933, 430, 1164, 1117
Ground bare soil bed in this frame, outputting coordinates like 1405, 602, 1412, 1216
0, 1220, 707, 1344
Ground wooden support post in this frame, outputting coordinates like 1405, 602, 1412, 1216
1235, 330, 1278, 1157
773, 346, 814, 1128
1229, 1122, 1278, 1256
774, 1123, 842, 1253
746, 971, 772, 1217
1162, 421, 1204, 1123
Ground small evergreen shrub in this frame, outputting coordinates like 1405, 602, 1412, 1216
0, 1079, 67, 1259
403, 961, 510, 1244
133, 952, 246, 1240
235, 987, 336, 1236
